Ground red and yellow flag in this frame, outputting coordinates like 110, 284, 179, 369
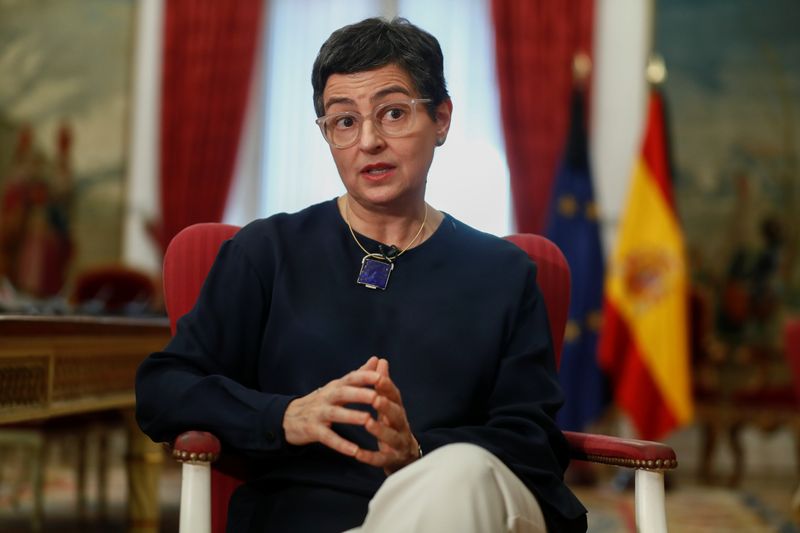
598, 89, 693, 440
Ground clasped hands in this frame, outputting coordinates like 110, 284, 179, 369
282, 356, 420, 475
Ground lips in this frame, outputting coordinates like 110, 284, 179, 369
360, 163, 396, 180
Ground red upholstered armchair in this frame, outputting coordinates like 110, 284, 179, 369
162, 223, 677, 533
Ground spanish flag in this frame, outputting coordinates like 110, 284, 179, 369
598, 89, 693, 440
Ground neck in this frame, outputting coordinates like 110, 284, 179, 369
340, 195, 429, 248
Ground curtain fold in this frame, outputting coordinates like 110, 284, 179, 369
156, 0, 265, 253
492, 0, 594, 234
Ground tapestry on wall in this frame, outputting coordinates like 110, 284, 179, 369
657, 0, 799, 438
659, 0, 799, 306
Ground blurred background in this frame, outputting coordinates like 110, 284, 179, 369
0, 0, 798, 531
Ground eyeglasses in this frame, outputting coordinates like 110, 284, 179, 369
316, 98, 432, 149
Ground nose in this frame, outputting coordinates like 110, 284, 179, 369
358, 118, 385, 152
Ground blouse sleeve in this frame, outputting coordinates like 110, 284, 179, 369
135, 238, 296, 454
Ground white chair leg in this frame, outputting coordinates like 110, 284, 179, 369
179, 461, 212, 533
635, 469, 667, 533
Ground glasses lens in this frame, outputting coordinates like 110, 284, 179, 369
324, 113, 360, 147
375, 102, 414, 137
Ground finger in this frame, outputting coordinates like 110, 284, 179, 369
340, 369, 381, 387
353, 447, 394, 468
315, 426, 360, 457
373, 394, 402, 421
321, 404, 372, 426
324, 385, 377, 406
360, 356, 379, 371
373, 395, 409, 433
377, 358, 389, 377
364, 417, 406, 450
375, 374, 402, 404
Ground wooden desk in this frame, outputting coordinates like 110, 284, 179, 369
0, 314, 171, 533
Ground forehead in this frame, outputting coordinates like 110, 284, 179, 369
322, 64, 416, 109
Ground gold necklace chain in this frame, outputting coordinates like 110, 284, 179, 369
344, 198, 428, 261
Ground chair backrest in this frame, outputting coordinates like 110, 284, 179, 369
163, 223, 241, 334
504, 233, 571, 366
162, 225, 570, 533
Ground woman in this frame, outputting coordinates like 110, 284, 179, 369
136, 17, 587, 533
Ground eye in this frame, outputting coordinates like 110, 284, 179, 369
381, 105, 408, 122
332, 114, 358, 130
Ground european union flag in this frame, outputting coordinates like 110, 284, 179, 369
545, 87, 609, 431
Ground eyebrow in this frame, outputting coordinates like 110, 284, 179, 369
323, 85, 413, 112
371, 85, 412, 102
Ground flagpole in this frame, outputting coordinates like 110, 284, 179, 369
645, 0, 666, 87
646, 0, 657, 74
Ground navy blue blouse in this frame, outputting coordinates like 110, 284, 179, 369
135, 199, 586, 532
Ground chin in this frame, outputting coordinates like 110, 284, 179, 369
347, 179, 425, 208
350, 185, 399, 205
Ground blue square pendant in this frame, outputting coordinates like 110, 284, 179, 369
357, 255, 393, 290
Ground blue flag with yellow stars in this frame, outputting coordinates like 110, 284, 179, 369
545, 87, 609, 431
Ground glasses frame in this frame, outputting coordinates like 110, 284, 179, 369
315, 98, 433, 149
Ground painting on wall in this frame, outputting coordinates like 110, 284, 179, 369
0, 0, 136, 312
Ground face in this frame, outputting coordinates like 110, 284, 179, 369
321, 64, 452, 212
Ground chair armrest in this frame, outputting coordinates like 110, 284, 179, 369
563, 431, 678, 470
172, 430, 221, 463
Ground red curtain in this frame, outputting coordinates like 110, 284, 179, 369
492, 0, 594, 234
156, 0, 264, 253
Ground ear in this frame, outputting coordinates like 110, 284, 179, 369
433, 98, 453, 142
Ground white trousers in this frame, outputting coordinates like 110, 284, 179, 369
346, 443, 548, 533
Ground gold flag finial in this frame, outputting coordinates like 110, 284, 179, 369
646, 53, 667, 85
572, 52, 592, 86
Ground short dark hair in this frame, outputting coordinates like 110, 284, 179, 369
311, 17, 449, 118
